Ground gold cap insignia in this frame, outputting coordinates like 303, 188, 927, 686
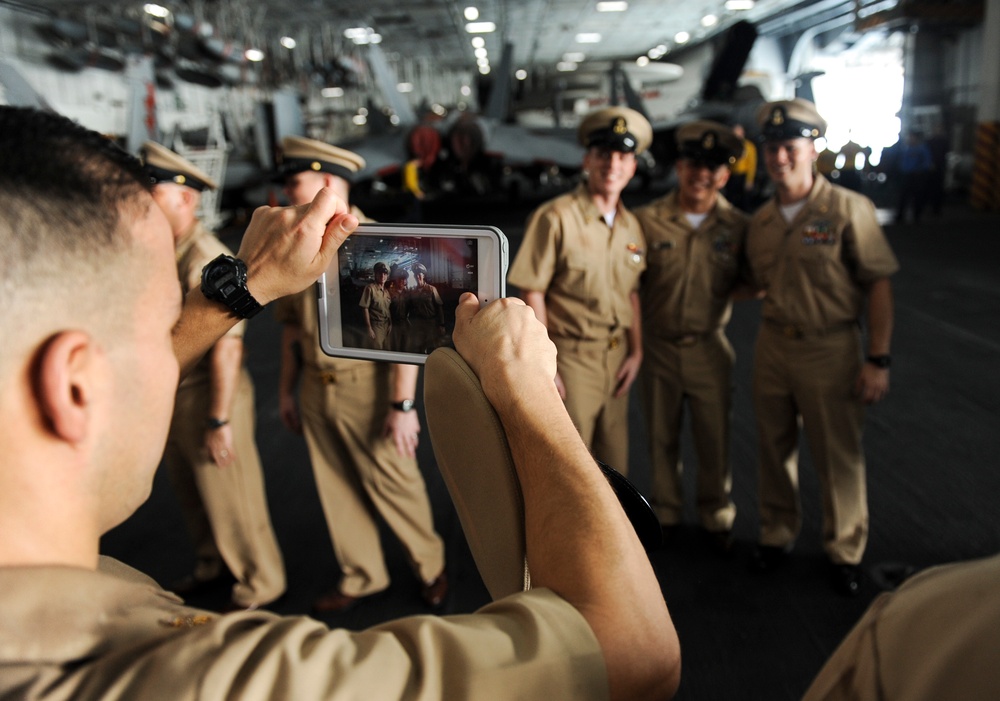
703, 132, 716, 149
770, 108, 785, 126
174, 174, 186, 185
310, 161, 322, 171
612, 116, 627, 135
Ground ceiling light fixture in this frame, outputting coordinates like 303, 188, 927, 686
465, 21, 496, 33
563, 52, 586, 62
475, 47, 488, 59
674, 31, 690, 44
479, 65, 491, 74
575, 33, 601, 43
397, 82, 413, 93
557, 61, 578, 71
636, 56, 650, 66
143, 3, 170, 18
280, 37, 296, 49
471, 36, 485, 48
244, 48, 265, 62
725, 0, 755, 9
321, 87, 344, 98
515, 69, 527, 80
596, 1, 628, 10
464, 7, 479, 21
701, 14, 718, 27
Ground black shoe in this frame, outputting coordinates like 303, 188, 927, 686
749, 544, 790, 572
831, 563, 863, 597
704, 529, 734, 555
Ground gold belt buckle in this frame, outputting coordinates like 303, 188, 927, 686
608, 336, 620, 350
676, 334, 698, 347
783, 325, 804, 340
320, 371, 338, 384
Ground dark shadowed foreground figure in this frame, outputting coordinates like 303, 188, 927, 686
0, 106, 678, 700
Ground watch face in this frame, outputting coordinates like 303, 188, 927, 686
203, 256, 246, 302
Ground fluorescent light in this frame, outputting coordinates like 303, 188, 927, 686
143, 3, 170, 18
596, 1, 628, 10
479, 65, 491, 74
280, 36, 296, 49
465, 21, 496, 33
464, 6, 479, 20
475, 47, 488, 59
358, 107, 368, 116
563, 52, 586, 62
725, 0, 755, 9
701, 14, 718, 27
575, 32, 601, 43
635, 56, 650, 66
244, 48, 265, 62
352, 115, 367, 126
321, 87, 344, 98
460, 85, 472, 96
369, 34, 382, 44
471, 37, 485, 48
390, 114, 400, 125
674, 31, 690, 44
397, 82, 413, 93
344, 27, 370, 39
477, 57, 490, 67
515, 69, 527, 80
557, 61, 578, 71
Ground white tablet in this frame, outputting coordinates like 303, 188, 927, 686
317, 223, 508, 364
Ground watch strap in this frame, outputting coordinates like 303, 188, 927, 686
391, 399, 415, 412
866, 354, 892, 368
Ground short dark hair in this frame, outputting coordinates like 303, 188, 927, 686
0, 107, 153, 363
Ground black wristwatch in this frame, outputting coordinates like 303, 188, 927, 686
866, 354, 892, 368
391, 399, 416, 412
201, 254, 264, 319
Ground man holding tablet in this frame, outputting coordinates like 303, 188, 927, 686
274, 136, 448, 613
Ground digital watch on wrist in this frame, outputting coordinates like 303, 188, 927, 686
200, 254, 264, 319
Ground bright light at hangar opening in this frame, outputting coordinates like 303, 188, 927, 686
143, 3, 170, 18
244, 48, 265, 62
575, 33, 601, 44
280, 37, 296, 49
515, 69, 528, 80
466, 22, 496, 34
321, 87, 344, 98
809, 32, 905, 165
464, 6, 479, 21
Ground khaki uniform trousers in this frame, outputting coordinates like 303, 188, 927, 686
752, 322, 867, 565
552, 333, 631, 475
164, 370, 286, 607
299, 364, 445, 597
641, 329, 736, 531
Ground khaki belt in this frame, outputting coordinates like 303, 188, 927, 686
764, 318, 857, 340
317, 367, 373, 385
552, 334, 624, 351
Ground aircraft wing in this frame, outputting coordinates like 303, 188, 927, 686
486, 123, 583, 170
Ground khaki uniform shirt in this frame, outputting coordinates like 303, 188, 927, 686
508, 184, 646, 340
746, 176, 899, 329
175, 221, 245, 388
0, 557, 608, 700
635, 191, 749, 337
803, 553, 1000, 701
359, 283, 392, 324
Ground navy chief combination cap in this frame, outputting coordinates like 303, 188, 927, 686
141, 141, 218, 191
276, 135, 366, 183
578, 106, 653, 155
756, 98, 827, 142
676, 120, 744, 168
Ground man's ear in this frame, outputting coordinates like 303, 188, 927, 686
36, 331, 98, 444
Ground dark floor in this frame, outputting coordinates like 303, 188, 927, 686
101, 186, 1000, 701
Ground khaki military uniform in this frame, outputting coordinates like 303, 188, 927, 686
803, 554, 1000, 701
746, 175, 899, 564
164, 221, 286, 607
0, 557, 607, 700
635, 192, 748, 531
406, 282, 445, 353
359, 282, 392, 349
508, 184, 646, 473
275, 208, 444, 598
